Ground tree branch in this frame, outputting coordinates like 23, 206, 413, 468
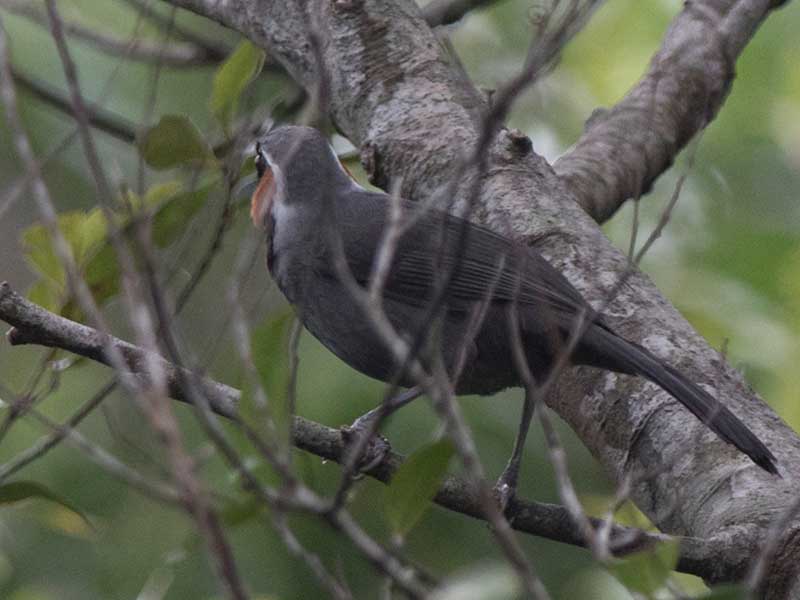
0, 280, 717, 574
12, 68, 138, 143
554, 0, 786, 222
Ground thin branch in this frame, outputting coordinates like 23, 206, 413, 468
12, 68, 138, 143
0, 379, 116, 482
507, 300, 607, 561
633, 134, 701, 264
27, 406, 184, 506
44, 0, 114, 202
0, 11, 143, 398
127, 217, 250, 600
273, 512, 353, 600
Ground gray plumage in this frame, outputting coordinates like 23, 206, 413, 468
256, 125, 777, 475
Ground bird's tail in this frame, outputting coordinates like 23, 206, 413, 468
579, 324, 778, 475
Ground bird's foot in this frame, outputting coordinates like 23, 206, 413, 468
493, 465, 521, 513
339, 418, 391, 475
492, 480, 517, 514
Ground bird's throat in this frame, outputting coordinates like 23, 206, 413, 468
250, 166, 276, 228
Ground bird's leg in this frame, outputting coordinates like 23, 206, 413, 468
340, 387, 423, 472
495, 389, 536, 511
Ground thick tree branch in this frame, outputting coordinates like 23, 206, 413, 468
554, 0, 785, 222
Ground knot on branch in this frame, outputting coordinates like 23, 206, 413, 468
360, 140, 388, 189
506, 128, 532, 155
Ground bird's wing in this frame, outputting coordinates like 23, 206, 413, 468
323, 191, 592, 320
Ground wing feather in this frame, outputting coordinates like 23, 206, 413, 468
320, 191, 592, 322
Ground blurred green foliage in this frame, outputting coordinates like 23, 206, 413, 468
385, 438, 454, 538
0, 0, 798, 598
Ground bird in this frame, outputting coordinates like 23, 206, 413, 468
249, 124, 778, 477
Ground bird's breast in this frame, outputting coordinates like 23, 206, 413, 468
266, 204, 321, 306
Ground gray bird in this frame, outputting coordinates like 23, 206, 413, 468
249, 124, 777, 477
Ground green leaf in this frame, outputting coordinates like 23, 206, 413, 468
144, 180, 184, 209
243, 310, 296, 449
149, 185, 211, 248
79, 208, 110, 254
26, 279, 64, 314
220, 496, 265, 528
22, 180, 215, 318
21, 212, 93, 286
0, 481, 92, 529
82, 183, 212, 302
22, 211, 110, 314
182, 496, 265, 555
22, 223, 63, 287
385, 438, 454, 537
431, 564, 520, 600
608, 538, 679, 595
210, 40, 265, 127
701, 584, 750, 599
139, 115, 212, 170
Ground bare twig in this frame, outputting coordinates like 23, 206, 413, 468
327, 510, 427, 598
128, 218, 250, 600
0, 51, 246, 587
27, 406, 184, 506
12, 68, 138, 142
1, 4, 155, 225
43, 0, 115, 203
273, 512, 353, 600
0, 379, 116, 482
633, 134, 702, 264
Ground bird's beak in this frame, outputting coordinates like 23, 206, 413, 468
249, 166, 276, 229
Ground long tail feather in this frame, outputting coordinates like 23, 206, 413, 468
580, 325, 778, 474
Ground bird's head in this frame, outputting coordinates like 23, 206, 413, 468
250, 125, 355, 229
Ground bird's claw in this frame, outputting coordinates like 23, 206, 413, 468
492, 468, 520, 514
339, 423, 391, 474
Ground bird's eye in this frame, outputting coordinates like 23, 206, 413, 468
255, 143, 268, 178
